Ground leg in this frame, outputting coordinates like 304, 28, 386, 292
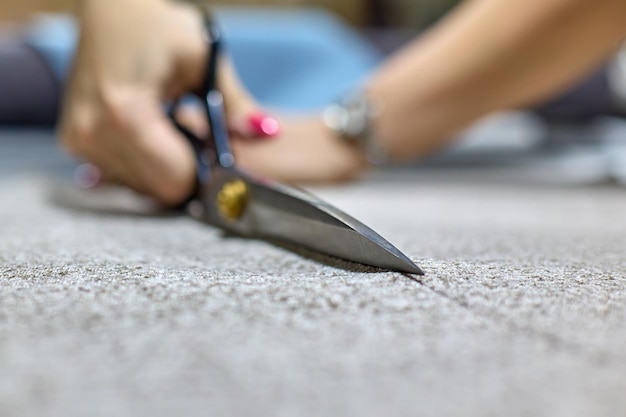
0, 37, 60, 127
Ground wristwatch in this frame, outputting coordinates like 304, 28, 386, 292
322, 90, 388, 166
608, 43, 626, 112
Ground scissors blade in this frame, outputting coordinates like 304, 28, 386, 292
198, 168, 423, 274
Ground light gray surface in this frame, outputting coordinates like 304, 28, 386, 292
0, 130, 75, 178
2, 172, 626, 417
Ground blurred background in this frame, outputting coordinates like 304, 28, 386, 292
2, 0, 626, 186
0, 0, 460, 27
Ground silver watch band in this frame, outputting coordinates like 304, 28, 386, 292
608, 43, 626, 112
322, 91, 388, 166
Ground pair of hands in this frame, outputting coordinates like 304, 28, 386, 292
59, 0, 366, 206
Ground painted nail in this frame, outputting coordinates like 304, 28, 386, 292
247, 112, 281, 138
74, 163, 102, 189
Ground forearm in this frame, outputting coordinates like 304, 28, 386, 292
369, 0, 626, 159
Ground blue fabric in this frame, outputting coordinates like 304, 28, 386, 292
26, 8, 381, 111
26, 14, 76, 82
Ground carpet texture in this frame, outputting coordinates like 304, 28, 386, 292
1, 172, 626, 417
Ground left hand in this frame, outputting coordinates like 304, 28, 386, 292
233, 116, 369, 184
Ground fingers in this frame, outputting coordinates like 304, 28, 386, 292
60, 94, 196, 206
74, 163, 102, 189
232, 111, 282, 140
125, 107, 197, 205
174, 105, 208, 138
60, 104, 140, 191
174, 103, 281, 142
233, 116, 368, 184
61, 82, 279, 207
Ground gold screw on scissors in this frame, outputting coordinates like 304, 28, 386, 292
216, 180, 249, 221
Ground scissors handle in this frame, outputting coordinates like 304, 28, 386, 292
205, 90, 234, 169
169, 10, 235, 203
196, 10, 235, 170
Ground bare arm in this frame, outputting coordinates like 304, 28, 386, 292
235, 0, 626, 184
369, 0, 626, 159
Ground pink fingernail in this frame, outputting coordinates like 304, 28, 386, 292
247, 112, 280, 138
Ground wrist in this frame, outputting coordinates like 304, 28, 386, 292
316, 116, 370, 180
322, 89, 389, 166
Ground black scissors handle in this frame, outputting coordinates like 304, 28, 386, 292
169, 10, 234, 203
197, 12, 234, 170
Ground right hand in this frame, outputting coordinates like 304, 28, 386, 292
59, 0, 260, 206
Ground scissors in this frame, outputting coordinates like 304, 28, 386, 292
169, 12, 422, 275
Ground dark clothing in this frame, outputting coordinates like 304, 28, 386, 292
0, 38, 60, 127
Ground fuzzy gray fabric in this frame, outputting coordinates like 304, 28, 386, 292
2, 137, 626, 416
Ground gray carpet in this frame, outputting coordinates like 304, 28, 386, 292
2, 134, 626, 416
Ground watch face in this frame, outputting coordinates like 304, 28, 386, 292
343, 96, 369, 138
